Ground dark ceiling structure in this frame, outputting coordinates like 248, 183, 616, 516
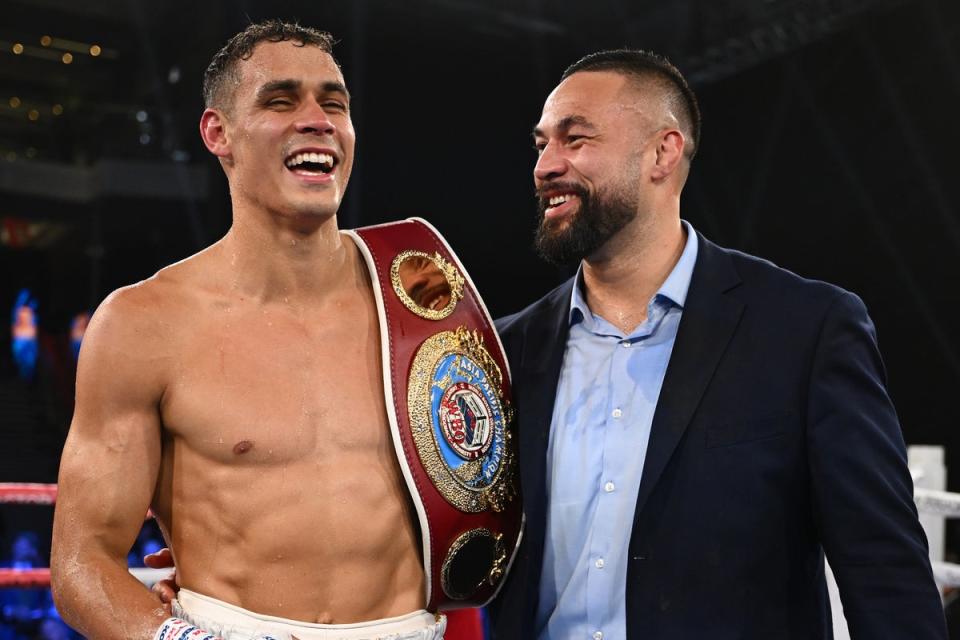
2, 0, 959, 539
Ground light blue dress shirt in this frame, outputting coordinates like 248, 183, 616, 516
536, 222, 699, 640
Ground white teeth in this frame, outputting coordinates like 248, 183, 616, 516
548, 194, 573, 206
285, 152, 335, 170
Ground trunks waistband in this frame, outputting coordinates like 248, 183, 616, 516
173, 589, 445, 640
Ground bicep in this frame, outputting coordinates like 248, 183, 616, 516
53, 298, 165, 563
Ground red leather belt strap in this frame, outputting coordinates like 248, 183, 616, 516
346, 218, 523, 611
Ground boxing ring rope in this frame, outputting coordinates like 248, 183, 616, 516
913, 488, 960, 518
0, 567, 170, 588
912, 486, 960, 587
4, 459, 960, 590
0, 482, 58, 505
0, 482, 166, 589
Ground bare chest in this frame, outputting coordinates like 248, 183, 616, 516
160, 304, 390, 465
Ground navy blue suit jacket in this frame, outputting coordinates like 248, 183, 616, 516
490, 233, 946, 639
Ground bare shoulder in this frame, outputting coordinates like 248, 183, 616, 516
94, 245, 225, 333
79, 248, 225, 394
88, 271, 184, 348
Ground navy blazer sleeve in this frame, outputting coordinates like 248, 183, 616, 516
807, 291, 945, 638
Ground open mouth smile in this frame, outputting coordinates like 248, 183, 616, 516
284, 150, 338, 177
543, 192, 580, 219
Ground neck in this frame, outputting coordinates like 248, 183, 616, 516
216, 201, 357, 305
581, 209, 685, 333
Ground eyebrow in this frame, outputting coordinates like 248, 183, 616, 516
256, 79, 351, 102
532, 115, 596, 139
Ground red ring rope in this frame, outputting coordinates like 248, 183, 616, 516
0, 483, 57, 505
0, 482, 153, 520
0, 567, 171, 589
0, 568, 51, 588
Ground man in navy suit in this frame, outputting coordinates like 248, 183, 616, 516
490, 49, 946, 639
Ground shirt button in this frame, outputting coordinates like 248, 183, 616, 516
595, 558, 605, 569
593, 632, 604, 640
621, 340, 632, 348
612, 408, 622, 419
604, 481, 615, 493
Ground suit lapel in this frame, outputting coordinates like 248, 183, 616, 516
516, 280, 574, 510
633, 235, 744, 520
498, 280, 572, 633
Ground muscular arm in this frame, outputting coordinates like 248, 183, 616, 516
51, 288, 171, 640
807, 291, 947, 638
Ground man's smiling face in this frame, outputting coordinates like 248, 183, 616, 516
216, 40, 356, 223
532, 71, 659, 265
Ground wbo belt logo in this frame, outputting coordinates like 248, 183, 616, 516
408, 327, 517, 513
439, 380, 494, 461
432, 353, 505, 490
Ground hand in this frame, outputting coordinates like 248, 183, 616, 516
144, 547, 178, 608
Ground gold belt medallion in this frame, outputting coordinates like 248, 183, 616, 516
407, 326, 517, 514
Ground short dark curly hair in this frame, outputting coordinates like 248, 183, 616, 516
203, 19, 337, 110
562, 49, 701, 160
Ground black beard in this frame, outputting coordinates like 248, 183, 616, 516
534, 183, 636, 266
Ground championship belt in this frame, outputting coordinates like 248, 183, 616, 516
344, 218, 523, 611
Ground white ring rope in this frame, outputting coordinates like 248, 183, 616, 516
932, 561, 960, 589
913, 488, 960, 518
129, 567, 173, 587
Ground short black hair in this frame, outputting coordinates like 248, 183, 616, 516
203, 19, 337, 110
562, 49, 701, 160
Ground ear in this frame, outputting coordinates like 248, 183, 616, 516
650, 129, 685, 181
199, 108, 230, 158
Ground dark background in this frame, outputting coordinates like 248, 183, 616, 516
1, 0, 958, 561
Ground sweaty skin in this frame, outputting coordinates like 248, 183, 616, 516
51, 40, 425, 640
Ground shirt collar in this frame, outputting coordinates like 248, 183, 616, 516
569, 219, 699, 326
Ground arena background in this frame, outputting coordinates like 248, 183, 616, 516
1, 0, 959, 634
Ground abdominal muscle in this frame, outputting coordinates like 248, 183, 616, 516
153, 440, 427, 624
144, 241, 427, 623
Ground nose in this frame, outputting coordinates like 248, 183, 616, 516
534, 142, 567, 183
295, 101, 336, 136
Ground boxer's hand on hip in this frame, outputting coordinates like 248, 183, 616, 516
144, 547, 178, 606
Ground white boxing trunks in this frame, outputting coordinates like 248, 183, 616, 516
172, 589, 446, 640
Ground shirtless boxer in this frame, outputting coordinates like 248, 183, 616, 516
51, 20, 440, 640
